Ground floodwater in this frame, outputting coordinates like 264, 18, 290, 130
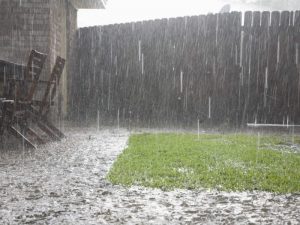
0, 127, 299, 224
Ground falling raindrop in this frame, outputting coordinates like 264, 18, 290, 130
97, 110, 100, 131
115, 56, 118, 75
138, 40, 142, 62
3, 68, 6, 86
180, 70, 183, 93
141, 54, 144, 74
296, 43, 299, 64
110, 43, 113, 64
240, 67, 244, 86
197, 119, 200, 139
208, 96, 211, 119
240, 30, 244, 68
22, 130, 25, 162
277, 38, 280, 64
129, 110, 132, 131
292, 124, 295, 144
264, 68, 268, 89
257, 132, 260, 150
264, 67, 268, 107
117, 108, 120, 130
108, 72, 111, 111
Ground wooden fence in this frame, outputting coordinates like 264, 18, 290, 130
70, 11, 300, 127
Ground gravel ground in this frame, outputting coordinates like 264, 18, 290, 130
0, 127, 299, 225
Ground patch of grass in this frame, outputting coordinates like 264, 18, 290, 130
107, 133, 300, 193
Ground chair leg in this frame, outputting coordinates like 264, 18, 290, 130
37, 121, 61, 142
26, 127, 46, 145
42, 119, 66, 139
8, 126, 36, 149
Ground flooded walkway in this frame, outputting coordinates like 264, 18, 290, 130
0, 127, 299, 224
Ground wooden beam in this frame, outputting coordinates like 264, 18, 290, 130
8, 126, 36, 149
37, 121, 61, 142
26, 127, 46, 145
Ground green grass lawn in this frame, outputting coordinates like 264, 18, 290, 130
107, 133, 300, 193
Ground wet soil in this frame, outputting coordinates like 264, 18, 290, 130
0, 127, 299, 224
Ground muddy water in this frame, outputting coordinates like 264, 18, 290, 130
0, 127, 299, 224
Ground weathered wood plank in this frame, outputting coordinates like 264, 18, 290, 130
268, 11, 280, 123
241, 11, 252, 125
259, 11, 270, 122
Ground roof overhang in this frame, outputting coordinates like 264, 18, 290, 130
70, 0, 107, 9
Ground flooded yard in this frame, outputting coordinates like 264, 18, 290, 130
0, 127, 299, 224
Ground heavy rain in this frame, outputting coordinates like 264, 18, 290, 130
0, 0, 300, 224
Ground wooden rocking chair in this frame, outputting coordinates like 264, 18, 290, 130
29, 56, 66, 141
1, 50, 47, 148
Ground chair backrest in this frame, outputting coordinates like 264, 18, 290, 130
24, 50, 47, 101
39, 56, 65, 116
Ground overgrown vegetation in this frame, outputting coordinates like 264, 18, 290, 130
108, 133, 300, 193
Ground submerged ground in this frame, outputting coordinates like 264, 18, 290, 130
0, 127, 299, 224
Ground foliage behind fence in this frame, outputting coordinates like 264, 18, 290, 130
70, 11, 300, 127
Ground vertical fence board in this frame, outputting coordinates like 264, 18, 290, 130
259, 11, 270, 122
277, 11, 290, 122
241, 11, 252, 125
205, 14, 217, 122
268, 11, 280, 123
248, 11, 261, 123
